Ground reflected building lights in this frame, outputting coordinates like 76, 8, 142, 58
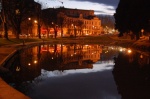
119, 48, 123, 52
140, 54, 143, 59
16, 66, 20, 72
127, 49, 132, 54
34, 60, 38, 64
28, 63, 31, 66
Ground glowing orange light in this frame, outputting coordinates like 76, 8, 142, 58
127, 49, 132, 54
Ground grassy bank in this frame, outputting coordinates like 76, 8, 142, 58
0, 35, 115, 46
0, 35, 149, 52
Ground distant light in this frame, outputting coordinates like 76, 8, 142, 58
34, 20, 37, 23
28, 18, 31, 20
140, 54, 143, 58
28, 63, 31, 66
120, 48, 123, 52
34, 60, 38, 64
127, 49, 132, 54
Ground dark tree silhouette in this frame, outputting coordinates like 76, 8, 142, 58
114, 0, 131, 37
3, 0, 38, 39
97, 15, 115, 29
57, 12, 65, 38
1, 0, 9, 39
35, 2, 42, 39
76, 20, 84, 36
114, 0, 150, 40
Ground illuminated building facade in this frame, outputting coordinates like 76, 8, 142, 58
42, 7, 102, 37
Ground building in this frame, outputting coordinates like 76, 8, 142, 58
42, 7, 102, 37
0, 5, 102, 38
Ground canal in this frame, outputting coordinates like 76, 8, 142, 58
0, 43, 150, 99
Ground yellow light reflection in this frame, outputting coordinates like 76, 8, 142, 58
140, 54, 143, 58
34, 60, 38, 64
120, 48, 123, 52
34, 20, 37, 23
127, 49, 132, 54
16, 66, 20, 72
28, 63, 31, 66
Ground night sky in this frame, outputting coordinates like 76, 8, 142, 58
35, 0, 119, 15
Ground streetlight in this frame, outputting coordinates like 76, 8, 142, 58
28, 17, 31, 20
33, 20, 38, 37
141, 29, 144, 37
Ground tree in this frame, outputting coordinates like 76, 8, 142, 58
97, 15, 115, 29
35, 2, 42, 39
42, 9, 53, 38
114, 0, 150, 40
4, 0, 38, 39
76, 20, 84, 36
114, 0, 130, 37
57, 12, 65, 38
1, 0, 9, 39
42, 8, 58, 38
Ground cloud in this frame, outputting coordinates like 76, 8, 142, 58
70, 0, 119, 8
35, 0, 119, 15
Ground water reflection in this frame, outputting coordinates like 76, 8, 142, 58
1, 44, 149, 99
2, 44, 103, 82
113, 50, 150, 99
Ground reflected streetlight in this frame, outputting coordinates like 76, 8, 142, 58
34, 20, 38, 23
127, 49, 132, 54
28, 63, 31, 66
34, 60, 38, 64
16, 66, 20, 72
140, 54, 143, 58
119, 48, 123, 52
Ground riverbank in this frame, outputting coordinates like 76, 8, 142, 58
108, 35, 150, 52
0, 78, 30, 99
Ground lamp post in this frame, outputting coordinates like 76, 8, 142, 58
27, 17, 32, 38
34, 20, 38, 37
141, 29, 144, 37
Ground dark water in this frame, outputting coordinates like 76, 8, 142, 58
0, 44, 150, 99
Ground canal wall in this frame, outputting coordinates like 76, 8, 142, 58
0, 41, 54, 99
0, 78, 31, 99
0, 46, 31, 99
